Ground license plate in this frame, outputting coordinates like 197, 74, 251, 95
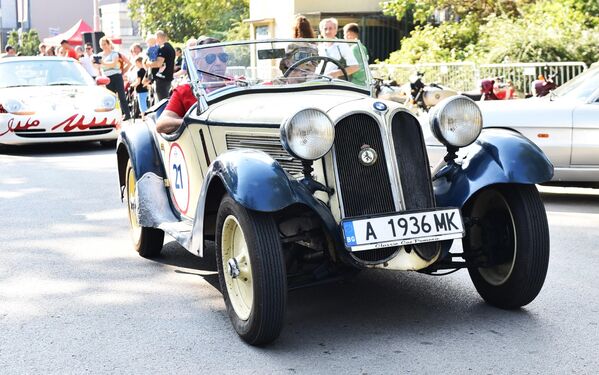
341, 208, 464, 252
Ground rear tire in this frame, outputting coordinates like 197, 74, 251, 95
125, 160, 164, 258
462, 184, 549, 309
215, 195, 287, 345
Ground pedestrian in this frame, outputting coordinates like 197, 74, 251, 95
318, 18, 359, 79
97, 36, 130, 120
279, 16, 319, 80
57, 46, 67, 57
132, 57, 149, 116
38, 43, 47, 56
174, 37, 197, 78
175, 47, 183, 72
75, 45, 84, 59
80, 43, 99, 79
46, 46, 56, 56
2, 45, 16, 58
146, 30, 176, 101
60, 40, 79, 60
342, 22, 369, 86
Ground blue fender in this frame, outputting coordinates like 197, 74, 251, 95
433, 128, 554, 208
116, 121, 165, 189
189, 149, 344, 257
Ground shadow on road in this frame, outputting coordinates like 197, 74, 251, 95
0, 141, 112, 156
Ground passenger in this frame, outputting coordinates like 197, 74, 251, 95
156, 37, 222, 134
318, 18, 359, 79
279, 16, 319, 81
342, 23, 369, 86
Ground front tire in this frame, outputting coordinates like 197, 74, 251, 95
216, 195, 287, 345
125, 160, 164, 258
462, 184, 549, 309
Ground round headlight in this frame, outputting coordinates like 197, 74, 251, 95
280, 108, 335, 160
429, 96, 482, 148
2, 99, 24, 113
96, 94, 117, 112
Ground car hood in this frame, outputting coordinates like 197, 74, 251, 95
205, 90, 367, 125
478, 97, 576, 127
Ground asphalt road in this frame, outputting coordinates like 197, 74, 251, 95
1, 143, 598, 374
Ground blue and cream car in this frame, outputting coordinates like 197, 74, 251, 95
116, 39, 554, 345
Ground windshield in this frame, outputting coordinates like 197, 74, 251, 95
0, 59, 95, 88
185, 39, 371, 97
552, 65, 599, 101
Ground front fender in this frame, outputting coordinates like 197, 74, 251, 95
434, 128, 554, 208
189, 149, 343, 256
116, 120, 165, 192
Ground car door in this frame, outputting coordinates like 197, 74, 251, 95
155, 113, 214, 220
570, 94, 599, 166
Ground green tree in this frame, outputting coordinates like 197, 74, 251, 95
128, 0, 249, 42
7, 29, 41, 56
384, 0, 599, 65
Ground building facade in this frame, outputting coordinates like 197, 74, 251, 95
247, 0, 411, 63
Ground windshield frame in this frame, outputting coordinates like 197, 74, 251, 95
184, 38, 372, 104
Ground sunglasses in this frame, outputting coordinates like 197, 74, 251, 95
204, 52, 229, 64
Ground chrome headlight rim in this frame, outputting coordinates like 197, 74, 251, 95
429, 95, 483, 148
280, 108, 335, 161
95, 94, 117, 112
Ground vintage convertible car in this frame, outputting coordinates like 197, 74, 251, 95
116, 39, 554, 345
0, 56, 120, 146
427, 63, 599, 183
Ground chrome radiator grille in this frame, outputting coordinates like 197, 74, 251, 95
333, 114, 395, 217
225, 134, 303, 175
391, 111, 438, 261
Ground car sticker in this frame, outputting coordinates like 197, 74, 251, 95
168, 143, 190, 214
0, 118, 41, 137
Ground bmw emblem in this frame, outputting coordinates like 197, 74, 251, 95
358, 145, 378, 166
373, 101, 387, 112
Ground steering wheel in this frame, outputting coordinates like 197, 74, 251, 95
283, 56, 349, 81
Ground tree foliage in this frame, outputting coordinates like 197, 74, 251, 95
128, 0, 249, 42
7, 29, 41, 56
384, 0, 599, 65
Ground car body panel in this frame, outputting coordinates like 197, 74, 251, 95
433, 128, 554, 208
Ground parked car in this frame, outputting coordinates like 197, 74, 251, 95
117, 39, 554, 345
429, 64, 598, 183
0, 56, 120, 146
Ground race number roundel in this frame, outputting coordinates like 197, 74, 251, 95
168, 143, 190, 214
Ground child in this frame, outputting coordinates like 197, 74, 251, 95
133, 57, 149, 116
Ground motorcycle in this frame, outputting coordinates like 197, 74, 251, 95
405, 72, 458, 111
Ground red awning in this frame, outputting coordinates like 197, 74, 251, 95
43, 19, 122, 45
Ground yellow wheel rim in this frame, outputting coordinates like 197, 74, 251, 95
221, 215, 253, 320
126, 165, 142, 241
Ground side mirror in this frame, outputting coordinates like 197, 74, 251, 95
96, 76, 110, 86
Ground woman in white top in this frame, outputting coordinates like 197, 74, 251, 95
318, 18, 359, 79
97, 36, 130, 120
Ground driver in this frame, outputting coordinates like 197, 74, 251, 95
156, 37, 225, 134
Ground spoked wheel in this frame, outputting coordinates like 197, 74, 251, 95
216, 195, 286, 345
462, 184, 549, 309
125, 160, 164, 258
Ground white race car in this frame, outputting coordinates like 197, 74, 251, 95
0, 56, 121, 146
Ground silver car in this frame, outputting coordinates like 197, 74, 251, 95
426, 64, 599, 182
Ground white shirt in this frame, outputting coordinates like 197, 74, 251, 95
318, 42, 358, 75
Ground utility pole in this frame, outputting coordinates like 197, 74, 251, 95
93, 0, 100, 31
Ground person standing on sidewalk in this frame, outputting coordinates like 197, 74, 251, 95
146, 30, 175, 101
97, 36, 130, 120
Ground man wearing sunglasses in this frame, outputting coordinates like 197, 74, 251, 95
156, 37, 225, 134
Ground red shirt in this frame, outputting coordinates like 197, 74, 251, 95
67, 49, 79, 60
165, 84, 196, 117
